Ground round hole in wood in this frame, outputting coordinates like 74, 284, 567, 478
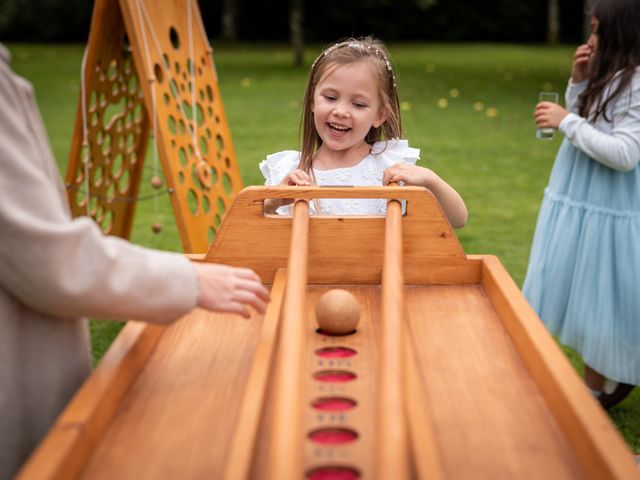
306, 466, 360, 480
315, 327, 357, 337
311, 397, 357, 412
308, 427, 358, 445
315, 346, 357, 359
313, 370, 356, 383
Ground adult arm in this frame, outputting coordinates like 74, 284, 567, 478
0, 55, 198, 324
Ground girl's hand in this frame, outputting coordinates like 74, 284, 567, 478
383, 163, 436, 187
264, 170, 312, 213
571, 44, 593, 83
535, 102, 569, 129
383, 163, 468, 228
280, 169, 312, 186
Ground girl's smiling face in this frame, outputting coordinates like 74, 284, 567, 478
312, 60, 388, 162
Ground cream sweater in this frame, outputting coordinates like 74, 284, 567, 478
0, 44, 199, 479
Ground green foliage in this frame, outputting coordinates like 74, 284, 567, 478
0, 0, 93, 41
7, 41, 638, 452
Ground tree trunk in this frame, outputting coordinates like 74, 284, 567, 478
221, 0, 237, 42
547, 0, 560, 44
290, 0, 304, 67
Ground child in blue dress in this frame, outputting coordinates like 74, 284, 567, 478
259, 37, 468, 228
523, 0, 640, 408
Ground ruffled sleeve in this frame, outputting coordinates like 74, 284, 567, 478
259, 150, 301, 185
370, 139, 420, 168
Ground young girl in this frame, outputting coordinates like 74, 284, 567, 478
524, 0, 640, 408
259, 37, 467, 228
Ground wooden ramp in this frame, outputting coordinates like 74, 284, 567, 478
19, 187, 639, 480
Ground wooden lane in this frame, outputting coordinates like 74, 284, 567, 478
405, 285, 586, 479
302, 286, 380, 479
76, 309, 267, 478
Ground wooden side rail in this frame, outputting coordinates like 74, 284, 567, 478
376, 195, 410, 479
267, 200, 310, 480
17, 322, 164, 480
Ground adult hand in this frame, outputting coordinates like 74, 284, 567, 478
535, 102, 569, 129
194, 263, 270, 317
571, 44, 593, 83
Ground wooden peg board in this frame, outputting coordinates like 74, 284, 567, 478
64, 0, 242, 252
20, 187, 640, 480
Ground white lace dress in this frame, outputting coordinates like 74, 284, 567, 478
259, 139, 419, 215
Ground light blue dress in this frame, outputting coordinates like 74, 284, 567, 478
523, 70, 640, 384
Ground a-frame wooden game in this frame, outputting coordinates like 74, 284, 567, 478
64, 0, 242, 252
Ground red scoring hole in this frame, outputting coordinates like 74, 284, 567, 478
313, 370, 357, 383
315, 346, 357, 358
306, 466, 360, 480
308, 427, 358, 445
311, 397, 357, 411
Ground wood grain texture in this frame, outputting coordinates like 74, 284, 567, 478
266, 200, 309, 480
20, 188, 640, 479
302, 286, 381, 480
205, 186, 473, 283
78, 309, 264, 479
376, 198, 410, 479
476, 255, 639, 480
18, 322, 163, 480
222, 269, 286, 480
65, 0, 242, 252
405, 285, 586, 479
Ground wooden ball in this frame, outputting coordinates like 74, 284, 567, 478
150, 175, 163, 189
151, 222, 162, 234
315, 289, 360, 335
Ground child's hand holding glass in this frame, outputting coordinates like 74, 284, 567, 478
535, 92, 568, 140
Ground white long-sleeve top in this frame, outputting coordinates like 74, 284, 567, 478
559, 66, 640, 172
0, 44, 199, 479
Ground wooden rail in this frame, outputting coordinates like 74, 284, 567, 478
376, 195, 410, 479
267, 200, 310, 480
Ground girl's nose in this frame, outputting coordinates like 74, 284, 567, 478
333, 105, 350, 118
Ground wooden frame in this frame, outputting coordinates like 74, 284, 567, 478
19, 187, 638, 479
65, 0, 242, 252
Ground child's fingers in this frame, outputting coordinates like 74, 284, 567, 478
291, 170, 311, 185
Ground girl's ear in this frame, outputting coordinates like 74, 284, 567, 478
373, 108, 388, 128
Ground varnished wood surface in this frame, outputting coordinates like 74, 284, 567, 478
204, 186, 476, 284
476, 255, 639, 479
66, 0, 242, 251
20, 188, 639, 479
406, 285, 586, 479
29, 283, 633, 479
267, 200, 309, 480
377, 197, 410, 479
78, 309, 264, 479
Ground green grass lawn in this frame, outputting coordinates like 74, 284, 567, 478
7, 41, 639, 452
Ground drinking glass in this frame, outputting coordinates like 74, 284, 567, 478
536, 91, 559, 140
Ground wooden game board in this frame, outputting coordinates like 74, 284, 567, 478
19, 187, 639, 479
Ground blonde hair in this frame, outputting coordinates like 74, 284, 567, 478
298, 37, 402, 175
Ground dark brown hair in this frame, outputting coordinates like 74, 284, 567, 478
579, 0, 640, 121
298, 36, 402, 174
